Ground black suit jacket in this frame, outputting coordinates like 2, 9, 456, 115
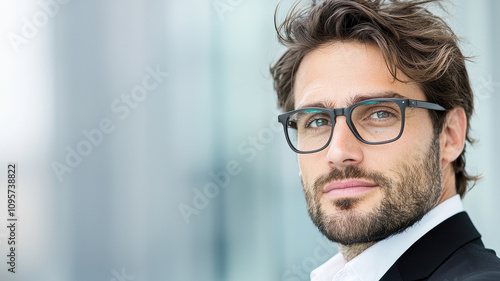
380, 212, 500, 281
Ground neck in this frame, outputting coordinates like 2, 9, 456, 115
338, 242, 376, 262
436, 163, 457, 205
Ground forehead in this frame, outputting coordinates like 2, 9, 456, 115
294, 42, 425, 109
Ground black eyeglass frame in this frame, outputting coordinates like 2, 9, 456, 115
277, 98, 446, 154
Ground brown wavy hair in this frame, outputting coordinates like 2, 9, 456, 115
270, 0, 479, 197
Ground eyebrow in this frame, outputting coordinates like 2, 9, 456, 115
297, 91, 406, 109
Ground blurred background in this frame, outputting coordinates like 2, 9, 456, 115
0, 0, 499, 280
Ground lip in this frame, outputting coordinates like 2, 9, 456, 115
323, 179, 378, 198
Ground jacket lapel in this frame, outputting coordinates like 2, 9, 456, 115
380, 212, 481, 281
380, 264, 404, 281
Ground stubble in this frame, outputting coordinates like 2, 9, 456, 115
303, 136, 442, 246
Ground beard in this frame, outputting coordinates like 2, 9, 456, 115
303, 136, 442, 245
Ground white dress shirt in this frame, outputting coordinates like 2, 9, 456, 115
310, 195, 464, 281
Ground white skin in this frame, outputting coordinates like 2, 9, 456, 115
294, 41, 467, 261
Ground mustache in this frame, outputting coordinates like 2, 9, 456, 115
312, 165, 391, 192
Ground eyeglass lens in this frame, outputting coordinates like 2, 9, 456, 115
286, 100, 403, 152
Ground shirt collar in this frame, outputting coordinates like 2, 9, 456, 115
311, 195, 464, 281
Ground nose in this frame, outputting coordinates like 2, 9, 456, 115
325, 115, 363, 168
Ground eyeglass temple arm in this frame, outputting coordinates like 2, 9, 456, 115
409, 99, 446, 111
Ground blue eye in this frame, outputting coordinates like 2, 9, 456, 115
309, 118, 329, 128
369, 111, 391, 119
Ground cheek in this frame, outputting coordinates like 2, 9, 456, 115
298, 153, 329, 186
364, 142, 417, 171
372, 113, 435, 163
297, 155, 311, 187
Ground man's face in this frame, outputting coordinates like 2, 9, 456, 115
294, 42, 444, 245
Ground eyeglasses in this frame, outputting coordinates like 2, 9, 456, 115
278, 98, 446, 154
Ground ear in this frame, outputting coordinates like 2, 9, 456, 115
440, 107, 467, 168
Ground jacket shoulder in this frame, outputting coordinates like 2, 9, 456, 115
430, 239, 500, 281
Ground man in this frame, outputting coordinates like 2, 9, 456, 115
270, 0, 500, 280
